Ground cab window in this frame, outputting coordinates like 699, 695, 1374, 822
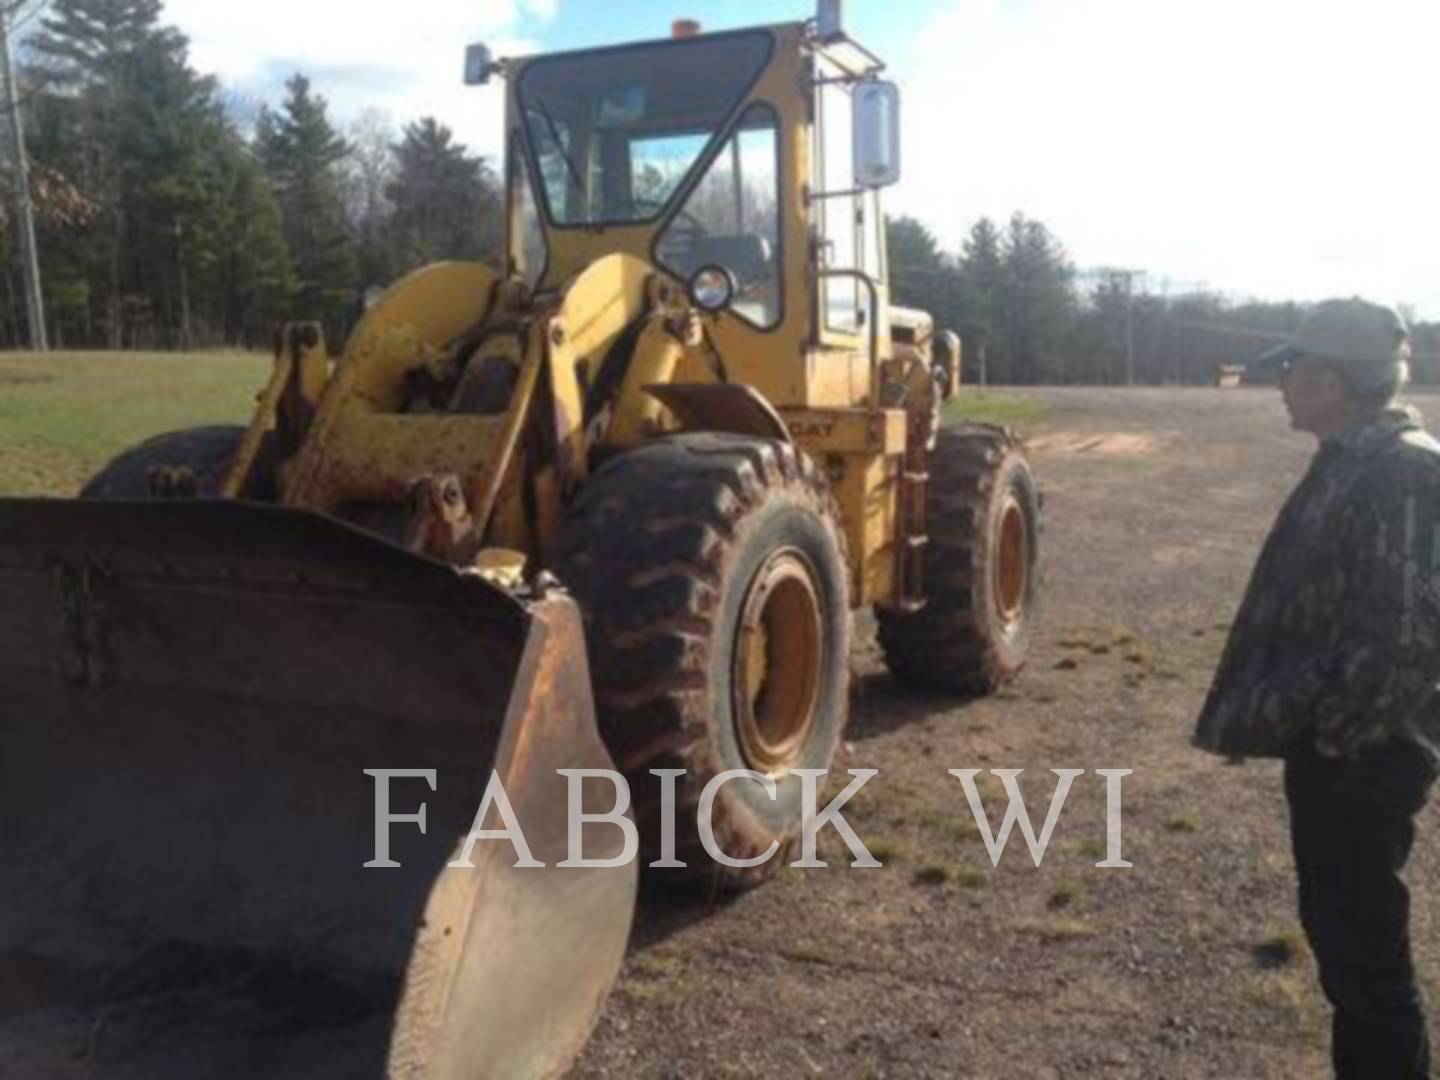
656, 104, 782, 330
517, 32, 773, 227
510, 131, 546, 286
816, 64, 883, 336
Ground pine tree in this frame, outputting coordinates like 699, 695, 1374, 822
30, 0, 225, 346
385, 117, 501, 273
29, 0, 174, 77
957, 217, 1005, 378
189, 138, 291, 345
887, 215, 961, 330
255, 74, 356, 337
25, 2, 301, 347
1001, 213, 1074, 384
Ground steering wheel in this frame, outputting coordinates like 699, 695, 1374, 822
639, 201, 711, 279
633, 198, 709, 277
632, 197, 708, 237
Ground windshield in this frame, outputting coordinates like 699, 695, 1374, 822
517, 31, 773, 227
656, 104, 782, 329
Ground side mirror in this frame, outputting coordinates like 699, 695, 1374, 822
853, 80, 901, 188
464, 43, 495, 86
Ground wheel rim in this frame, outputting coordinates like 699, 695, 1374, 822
733, 549, 824, 779
994, 493, 1030, 628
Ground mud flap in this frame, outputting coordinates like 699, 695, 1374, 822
0, 500, 636, 1079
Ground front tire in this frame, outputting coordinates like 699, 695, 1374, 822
558, 434, 851, 887
81, 426, 249, 499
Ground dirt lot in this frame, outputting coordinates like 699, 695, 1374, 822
573, 385, 1440, 1079
4, 378, 1434, 1077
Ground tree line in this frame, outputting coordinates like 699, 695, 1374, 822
888, 214, 1440, 387
0, 0, 1433, 382
0, 0, 499, 351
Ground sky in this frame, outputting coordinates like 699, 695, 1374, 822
152, 0, 1439, 318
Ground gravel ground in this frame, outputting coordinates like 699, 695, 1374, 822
572, 385, 1440, 1079
6, 385, 1435, 1078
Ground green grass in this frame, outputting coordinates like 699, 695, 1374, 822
912, 864, 952, 886
1013, 916, 1096, 943
953, 867, 988, 889
865, 837, 912, 865
629, 948, 683, 980
944, 389, 1049, 430
0, 350, 269, 496
1164, 813, 1201, 834
0, 353, 1047, 496
1075, 839, 1107, 860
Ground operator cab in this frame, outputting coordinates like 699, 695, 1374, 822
468, 5, 902, 413
515, 30, 783, 327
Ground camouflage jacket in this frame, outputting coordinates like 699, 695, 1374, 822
1194, 407, 1440, 762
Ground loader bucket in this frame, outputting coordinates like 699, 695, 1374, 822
0, 500, 636, 1079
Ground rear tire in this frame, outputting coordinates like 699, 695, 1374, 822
558, 434, 851, 888
81, 426, 250, 499
878, 424, 1039, 693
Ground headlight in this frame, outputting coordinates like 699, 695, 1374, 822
688, 265, 736, 314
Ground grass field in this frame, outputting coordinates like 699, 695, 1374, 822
0, 350, 1044, 498
945, 387, 1050, 428
0, 351, 269, 496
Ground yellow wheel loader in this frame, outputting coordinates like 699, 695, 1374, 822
0, 7, 1038, 1077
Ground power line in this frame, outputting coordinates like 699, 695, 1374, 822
1082, 268, 1145, 385
1179, 320, 1291, 342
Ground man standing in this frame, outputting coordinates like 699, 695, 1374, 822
1195, 298, 1440, 1078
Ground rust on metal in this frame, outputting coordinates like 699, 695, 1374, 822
644, 382, 792, 444
404, 473, 479, 560
732, 548, 823, 779
0, 499, 636, 1079
994, 493, 1030, 627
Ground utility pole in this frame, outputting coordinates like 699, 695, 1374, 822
1103, 269, 1147, 386
174, 220, 192, 350
0, 1, 45, 350
1078, 267, 1144, 385
1157, 276, 1206, 384
1123, 272, 1135, 386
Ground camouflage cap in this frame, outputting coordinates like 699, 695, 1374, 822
1252, 297, 1410, 376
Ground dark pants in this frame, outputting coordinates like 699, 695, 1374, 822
1285, 739, 1437, 1079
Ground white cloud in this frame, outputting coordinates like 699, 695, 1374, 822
156, 0, 1437, 315
164, 0, 552, 158
891, 0, 1440, 315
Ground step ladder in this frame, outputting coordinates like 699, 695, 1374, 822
895, 457, 930, 613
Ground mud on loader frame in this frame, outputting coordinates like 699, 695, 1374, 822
0, 9, 1038, 1079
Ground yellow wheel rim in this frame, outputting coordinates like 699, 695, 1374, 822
733, 550, 823, 778
994, 493, 1030, 628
